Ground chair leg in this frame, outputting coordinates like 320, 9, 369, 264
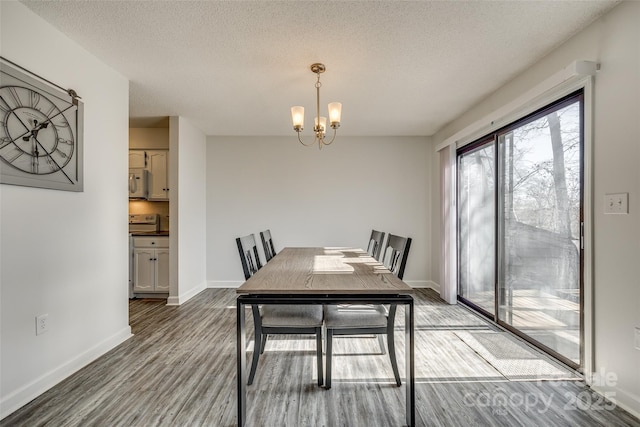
322, 324, 326, 354
248, 329, 262, 385
385, 303, 401, 386
248, 305, 263, 385
316, 327, 323, 386
260, 334, 268, 354
325, 328, 333, 389
377, 334, 386, 355
387, 328, 401, 386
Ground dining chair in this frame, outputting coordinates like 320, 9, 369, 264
323, 233, 412, 389
236, 234, 324, 386
260, 229, 276, 262
366, 229, 385, 261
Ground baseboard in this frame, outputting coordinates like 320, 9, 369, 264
428, 280, 441, 293
166, 281, 207, 306
592, 384, 640, 420
208, 280, 243, 288
0, 326, 132, 420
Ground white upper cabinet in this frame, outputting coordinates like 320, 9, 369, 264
128, 149, 169, 201
129, 150, 146, 168
147, 150, 169, 201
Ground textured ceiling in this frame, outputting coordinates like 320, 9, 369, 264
22, 1, 619, 136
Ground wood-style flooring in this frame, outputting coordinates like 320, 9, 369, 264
2, 288, 638, 426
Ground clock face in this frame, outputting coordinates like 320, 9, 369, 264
0, 62, 83, 191
1, 86, 75, 175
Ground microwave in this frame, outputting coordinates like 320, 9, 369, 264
129, 168, 148, 199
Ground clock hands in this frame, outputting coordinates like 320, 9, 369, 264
22, 119, 49, 141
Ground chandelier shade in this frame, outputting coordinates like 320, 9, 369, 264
290, 106, 304, 130
328, 102, 342, 125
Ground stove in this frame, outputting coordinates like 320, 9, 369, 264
128, 214, 160, 233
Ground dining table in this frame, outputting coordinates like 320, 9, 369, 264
236, 247, 415, 426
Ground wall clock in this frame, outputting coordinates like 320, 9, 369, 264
0, 59, 83, 191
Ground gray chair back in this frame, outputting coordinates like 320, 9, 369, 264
381, 234, 411, 280
367, 229, 385, 260
236, 234, 263, 280
260, 229, 276, 262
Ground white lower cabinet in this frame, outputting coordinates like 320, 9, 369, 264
133, 237, 169, 293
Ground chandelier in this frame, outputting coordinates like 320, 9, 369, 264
291, 63, 342, 149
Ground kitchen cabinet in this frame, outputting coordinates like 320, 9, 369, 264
133, 236, 169, 293
147, 150, 170, 201
128, 149, 169, 200
129, 150, 146, 168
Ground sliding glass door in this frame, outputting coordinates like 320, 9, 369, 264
458, 139, 496, 316
457, 91, 583, 368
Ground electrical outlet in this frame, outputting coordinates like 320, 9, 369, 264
604, 193, 629, 214
36, 314, 49, 335
635, 327, 640, 351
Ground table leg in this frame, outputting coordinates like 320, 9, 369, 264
405, 298, 415, 426
237, 298, 246, 426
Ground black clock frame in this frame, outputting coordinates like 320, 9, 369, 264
0, 59, 83, 192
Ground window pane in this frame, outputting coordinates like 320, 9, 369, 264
458, 142, 495, 315
497, 101, 581, 364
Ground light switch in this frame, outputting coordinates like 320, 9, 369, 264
635, 327, 640, 351
604, 193, 628, 214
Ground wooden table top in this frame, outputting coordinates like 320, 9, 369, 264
236, 247, 413, 295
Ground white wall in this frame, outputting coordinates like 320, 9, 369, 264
431, 1, 640, 416
168, 117, 207, 305
0, 1, 130, 419
206, 136, 433, 287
